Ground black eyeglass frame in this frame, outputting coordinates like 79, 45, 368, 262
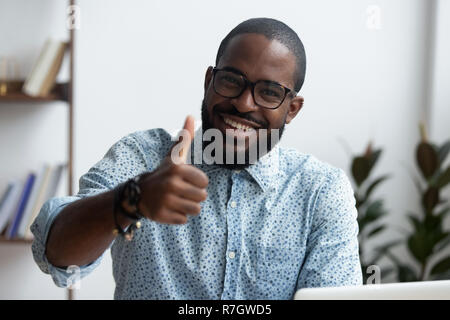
212, 67, 296, 110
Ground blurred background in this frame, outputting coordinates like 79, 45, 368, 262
0, 0, 449, 299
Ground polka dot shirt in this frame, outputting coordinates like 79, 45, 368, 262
31, 128, 362, 299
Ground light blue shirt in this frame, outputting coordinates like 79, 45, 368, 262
31, 128, 362, 299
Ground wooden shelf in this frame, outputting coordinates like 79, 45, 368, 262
0, 236, 33, 244
0, 81, 69, 103
1, 0, 76, 300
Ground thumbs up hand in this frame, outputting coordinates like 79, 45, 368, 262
170, 115, 195, 164
135, 116, 209, 224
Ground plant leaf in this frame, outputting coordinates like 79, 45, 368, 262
365, 174, 390, 201
424, 213, 443, 233
432, 270, 450, 280
431, 232, 449, 252
355, 193, 364, 209
363, 200, 387, 224
397, 264, 419, 282
372, 240, 402, 263
422, 187, 439, 213
408, 231, 432, 264
377, 240, 403, 251
430, 256, 450, 276
438, 140, 450, 165
436, 206, 450, 219
357, 217, 368, 234
352, 156, 371, 186
434, 232, 450, 253
416, 142, 439, 179
435, 166, 450, 189
368, 149, 382, 172
407, 214, 422, 231
367, 225, 386, 238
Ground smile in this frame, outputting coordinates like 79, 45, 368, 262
220, 114, 259, 133
223, 117, 253, 131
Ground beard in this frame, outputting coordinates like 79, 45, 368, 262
200, 99, 286, 170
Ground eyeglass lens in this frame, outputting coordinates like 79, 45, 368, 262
214, 70, 286, 109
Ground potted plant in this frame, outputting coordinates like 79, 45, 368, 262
350, 142, 391, 283
386, 124, 450, 281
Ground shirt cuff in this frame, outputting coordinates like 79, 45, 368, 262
30, 196, 104, 288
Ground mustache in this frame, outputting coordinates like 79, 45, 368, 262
213, 105, 268, 128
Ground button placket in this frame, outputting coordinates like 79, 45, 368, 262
221, 174, 243, 299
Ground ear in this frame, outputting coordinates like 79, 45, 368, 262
204, 66, 214, 93
285, 96, 304, 124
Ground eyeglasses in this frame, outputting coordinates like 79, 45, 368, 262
212, 67, 296, 110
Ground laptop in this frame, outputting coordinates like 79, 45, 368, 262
294, 280, 450, 300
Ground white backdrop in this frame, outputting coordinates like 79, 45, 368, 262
0, 0, 449, 299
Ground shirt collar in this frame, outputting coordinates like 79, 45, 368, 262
188, 127, 282, 192
244, 144, 281, 192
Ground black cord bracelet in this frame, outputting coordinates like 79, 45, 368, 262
113, 176, 144, 241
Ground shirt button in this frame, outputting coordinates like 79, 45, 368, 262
230, 201, 237, 208
228, 251, 236, 259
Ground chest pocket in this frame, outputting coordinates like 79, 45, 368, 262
255, 245, 304, 298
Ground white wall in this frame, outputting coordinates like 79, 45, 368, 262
428, 0, 450, 275
430, 0, 450, 142
0, 0, 448, 299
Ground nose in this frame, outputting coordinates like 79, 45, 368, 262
231, 86, 258, 113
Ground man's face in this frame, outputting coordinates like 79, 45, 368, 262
202, 33, 304, 168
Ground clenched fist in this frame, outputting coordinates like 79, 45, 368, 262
136, 116, 209, 224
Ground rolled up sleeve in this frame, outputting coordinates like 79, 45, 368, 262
296, 169, 363, 290
30, 196, 104, 288
30, 133, 151, 288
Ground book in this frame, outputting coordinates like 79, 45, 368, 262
44, 163, 65, 200
24, 163, 65, 239
0, 184, 13, 212
0, 183, 14, 232
23, 165, 53, 240
39, 42, 67, 96
16, 164, 50, 239
5, 173, 36, 239
22, 39, 67, 97
0, 180, 23, 234
22, 40, 51, 96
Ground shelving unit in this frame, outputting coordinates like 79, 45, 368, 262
0, 0, 76, 299
0, 81, 69, 102
0, 237, 33, 244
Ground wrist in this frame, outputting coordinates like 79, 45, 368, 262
117, 176, 144, 220
113, 175, 145, 240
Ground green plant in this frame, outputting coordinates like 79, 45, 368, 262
350, 142, 391, 283
387, 124, 450, 281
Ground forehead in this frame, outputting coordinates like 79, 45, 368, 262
217, 33, 296, 88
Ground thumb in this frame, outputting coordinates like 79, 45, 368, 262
182, 115, 195, 144
170, 115, 195, 164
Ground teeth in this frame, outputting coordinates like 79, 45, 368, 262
223, 117, 253, 131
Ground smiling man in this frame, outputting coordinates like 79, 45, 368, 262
200, 25, 304, 168
31, 18, 362, 300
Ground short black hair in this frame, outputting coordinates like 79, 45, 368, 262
216, 18, 306, 92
